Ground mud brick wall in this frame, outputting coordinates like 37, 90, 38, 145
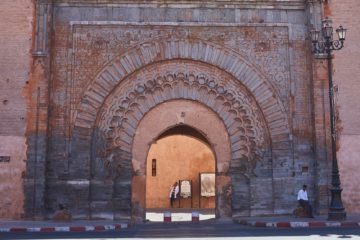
4, 0, 357, 220
329, 0, 360, 213
0, 0, 33, 219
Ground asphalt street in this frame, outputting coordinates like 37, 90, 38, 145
1, 222, 360, 239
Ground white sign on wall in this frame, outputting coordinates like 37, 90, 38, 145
200, 173, 215, 197
180, 180, 192, 198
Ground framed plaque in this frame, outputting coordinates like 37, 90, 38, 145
179, 180, 192, 198
200, 173, 215, 197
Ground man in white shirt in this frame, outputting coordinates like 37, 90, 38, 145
169, 182, 179, 207
297, 184, 314, 218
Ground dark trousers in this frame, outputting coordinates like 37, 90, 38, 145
298, 199, 313, 217
170, 194, 176, 207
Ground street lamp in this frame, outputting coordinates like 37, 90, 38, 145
310, 18, 347, 221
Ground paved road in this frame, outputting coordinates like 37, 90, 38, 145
1, 222, 360, 239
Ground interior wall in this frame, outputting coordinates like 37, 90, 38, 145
146, 135, 216, 209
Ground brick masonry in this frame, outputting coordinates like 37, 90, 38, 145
0, 0, 358, 220
0, 0, 33, 219
328, 0, 360, 213
43, 2, 313, 220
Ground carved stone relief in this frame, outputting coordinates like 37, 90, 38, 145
94, 61, 270, 179
70, 24, 290, 126
61, 23, 294, 219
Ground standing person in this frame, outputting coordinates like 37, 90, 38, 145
297, 184, 314, 218
169, 182, 179, 207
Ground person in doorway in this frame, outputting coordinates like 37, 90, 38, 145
297, 184, 314, 218
169, 182, 179, 207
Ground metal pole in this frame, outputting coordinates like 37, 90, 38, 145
326, 37, 346, 221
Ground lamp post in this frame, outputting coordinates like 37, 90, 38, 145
310, 19, 347, 221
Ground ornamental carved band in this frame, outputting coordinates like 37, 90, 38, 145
94, 61, 270, 178
73, 37, 291, 181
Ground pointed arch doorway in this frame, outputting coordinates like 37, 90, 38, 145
145, 125, 216, 221
130, 99, 232, 222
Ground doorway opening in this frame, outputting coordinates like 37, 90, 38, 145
145, 125, 216, 222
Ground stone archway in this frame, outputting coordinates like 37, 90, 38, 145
70, 38, 293, 220
95, 61, 270, 177
143, 116, 220, 219
131, 100, 231, 220
83, 60, 275, 221
75, 38, 289, 139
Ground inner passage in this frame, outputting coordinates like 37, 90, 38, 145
145, 126, 216, 221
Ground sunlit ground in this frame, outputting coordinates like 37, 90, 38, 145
146, 211, 216, 222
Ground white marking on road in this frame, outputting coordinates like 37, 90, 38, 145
54, 226, 70, 232
27, 227, 41, 232
290, 222, 309, 227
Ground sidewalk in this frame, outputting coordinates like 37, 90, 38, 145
0, 220, 130, 233
1, 214, 360, 233
234, 214, 360, 228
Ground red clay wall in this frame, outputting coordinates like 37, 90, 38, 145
146, 135, 215, 209
0, 0, 33, 219
2, 0, 358, 220
328, 0, 360, 213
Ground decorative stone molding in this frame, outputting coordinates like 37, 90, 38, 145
95, 61, 270, 178
74, 38, 289, 139
54, 0, 306, 10
68, 34, 293, 220
69, 26, 291, 120
71, 34, 293, 179
33, 0, 51, 56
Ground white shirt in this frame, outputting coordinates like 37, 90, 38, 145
297, 189, 308, 201
169, 185, 179, 198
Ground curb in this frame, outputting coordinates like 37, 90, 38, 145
235, 219, 360, 228
0, 223, 129, 233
